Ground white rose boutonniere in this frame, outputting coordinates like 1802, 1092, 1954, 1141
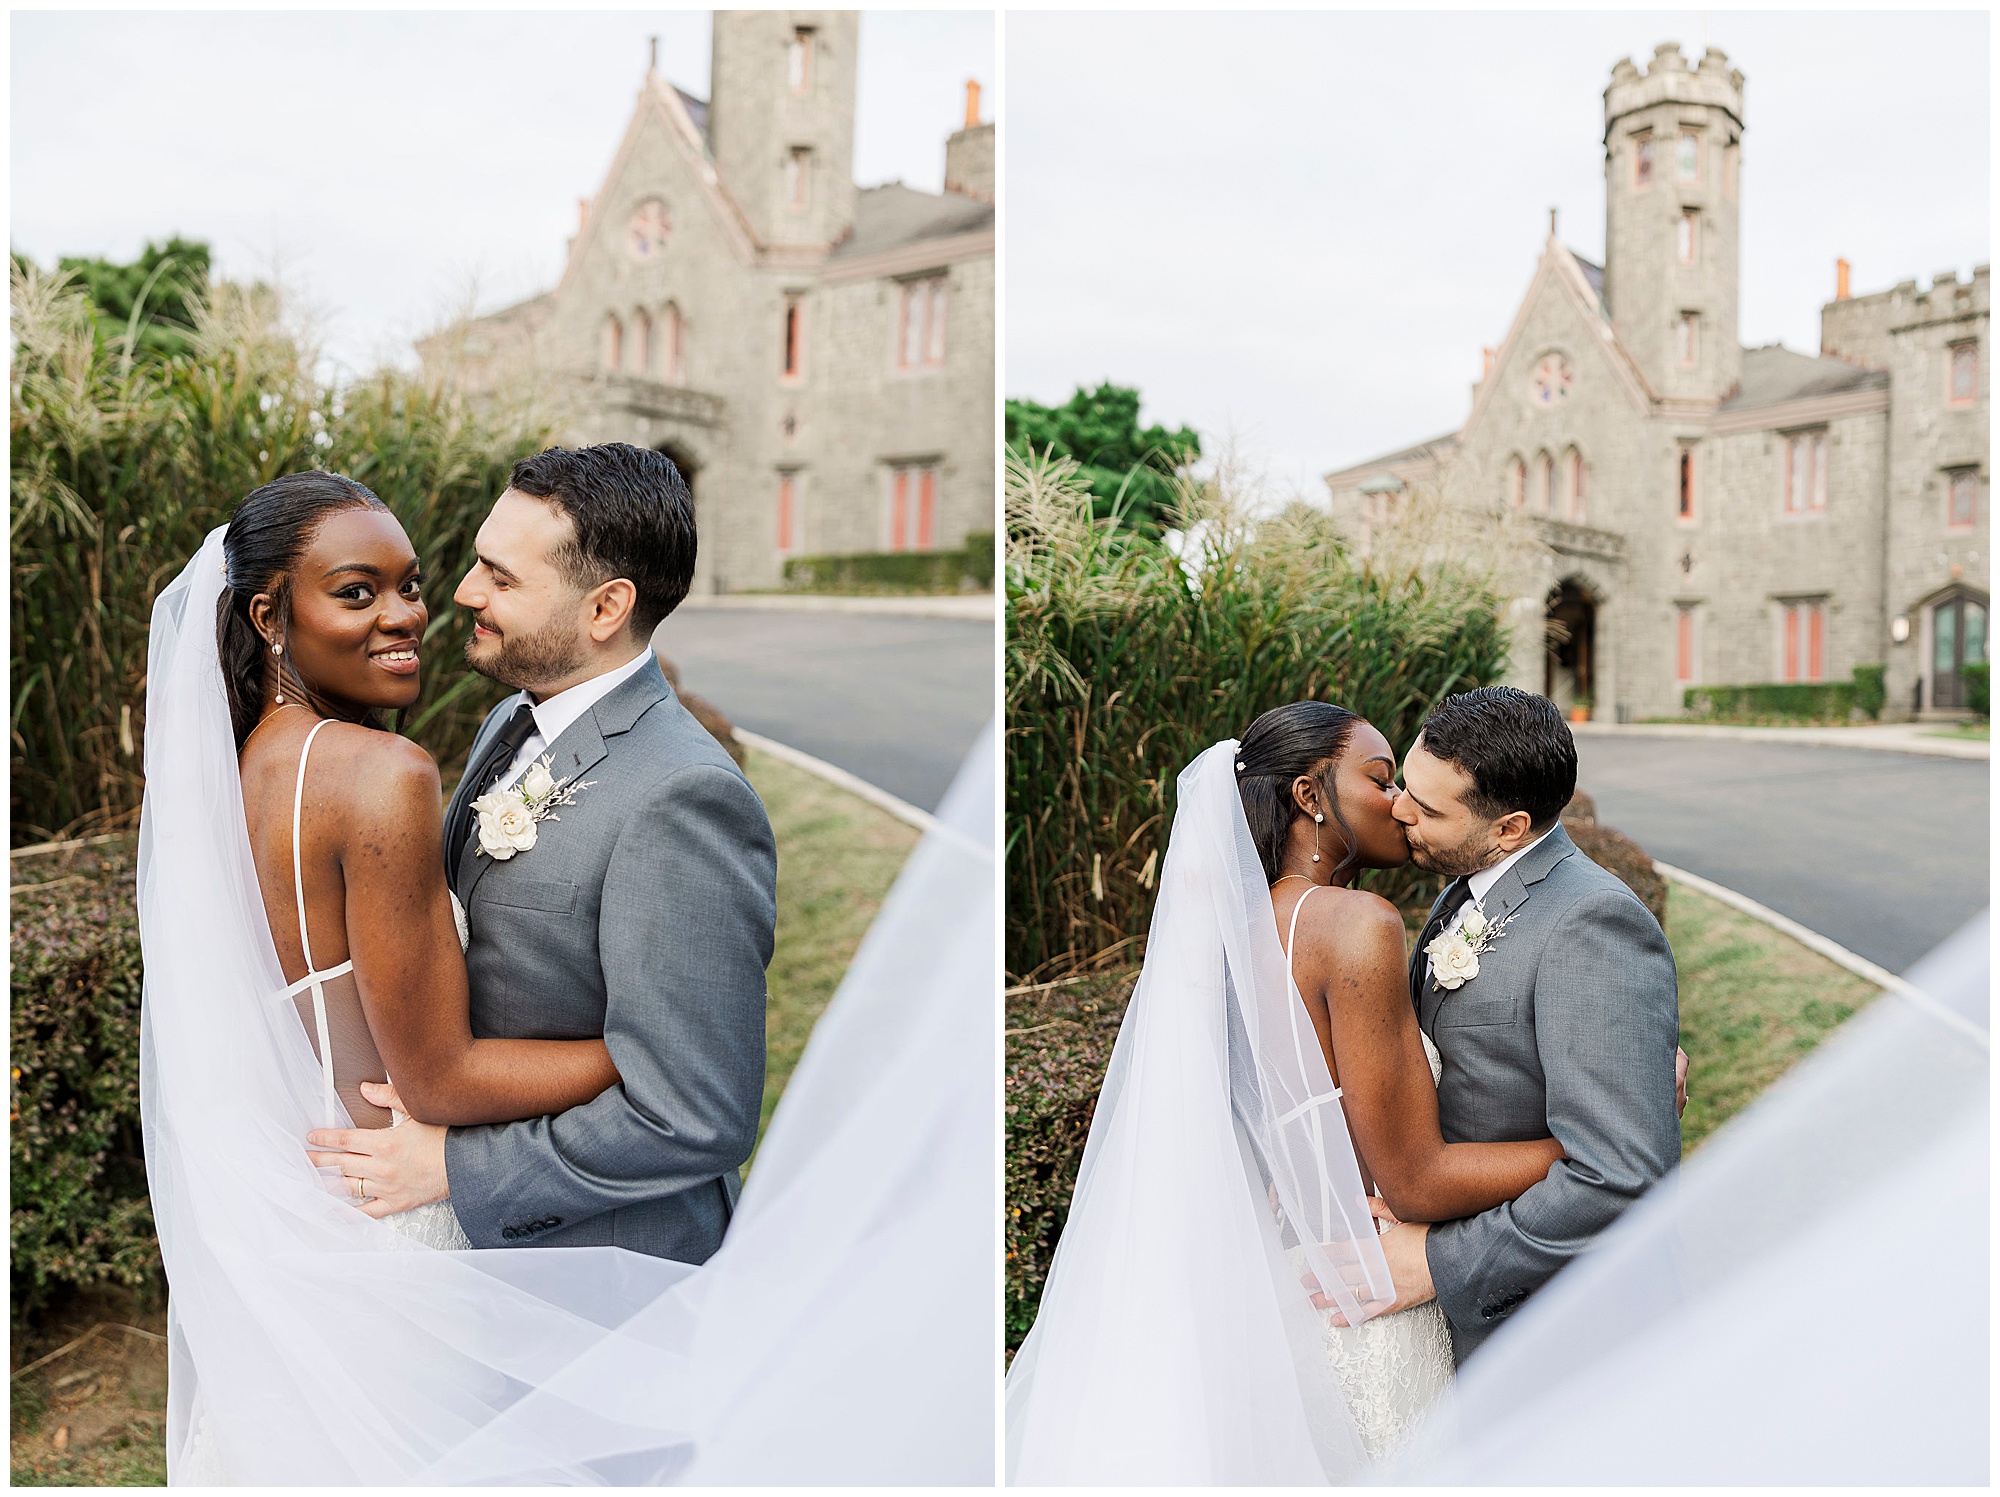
473, 754, 596, 862
1427, 930, 1482, 989
1424, 902, 1519, 991
519, 759, 556, 803
473, 789, 539, 859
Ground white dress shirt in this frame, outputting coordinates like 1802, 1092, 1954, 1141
1427, 825, 1556, 984
495, 648, 657, 791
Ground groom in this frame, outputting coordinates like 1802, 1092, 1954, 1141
314, 442, 776, 1263
1376, 686, 1680, 1363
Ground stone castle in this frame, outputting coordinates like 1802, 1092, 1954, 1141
422, 11, 994, 597
1326, 43, 1988, 721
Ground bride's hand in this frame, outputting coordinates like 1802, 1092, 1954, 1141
1366, 1195, 1401, 1233
359, 1079, 407, 1119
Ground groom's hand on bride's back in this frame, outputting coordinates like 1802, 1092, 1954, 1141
1676, 1046, 1689, 1118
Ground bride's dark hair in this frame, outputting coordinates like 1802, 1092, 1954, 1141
1235, 700, 1363, 884
216, 471, 391, 749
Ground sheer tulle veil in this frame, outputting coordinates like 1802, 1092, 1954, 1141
1005, 739, 1394, 1484
138, 526, 995, 1483
1388, 912, 1988, 1484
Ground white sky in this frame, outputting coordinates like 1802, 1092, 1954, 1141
1008, 11, 1990, 497
12, 10, 994, 377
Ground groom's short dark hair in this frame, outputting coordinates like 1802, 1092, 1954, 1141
508, 443, 697, 636
1418, 686, 1576, 830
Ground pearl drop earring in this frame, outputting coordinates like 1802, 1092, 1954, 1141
272, 641, 286, 705
1312, 811, 1324, 862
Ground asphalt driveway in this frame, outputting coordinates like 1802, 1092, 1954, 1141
654, 606, 994, 812
1573, 735, 1989, 974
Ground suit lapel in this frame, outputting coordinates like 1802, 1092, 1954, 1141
1412, 828, 1578, 1030
1482, 822, 1580, 926
457, 659, 672, 906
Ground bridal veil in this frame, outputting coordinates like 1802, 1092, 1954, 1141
139, 527, 994, 1483
1005, 739, 1395, 1484
1389, 911, 1988, 1484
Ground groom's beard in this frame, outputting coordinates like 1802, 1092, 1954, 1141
465, 612, 589, 694
1408, 826, 1501, 879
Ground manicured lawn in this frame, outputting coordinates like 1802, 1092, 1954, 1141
1922, 722, 1990, 741
1667, 880, 1881, 1151
747, 746, 920, 1151
10, 748, 917, 1484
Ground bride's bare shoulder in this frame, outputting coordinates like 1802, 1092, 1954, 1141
307, 722, 440, 820
1301, 885, 1408, 964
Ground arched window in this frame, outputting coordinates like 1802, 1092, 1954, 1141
1507, 455, 1526, 510
601, 314, 623, 373
633, 309, 653, 376
663, 303, 685, 384
1533, 451, 1554, 514
1563, 448, 1586, 522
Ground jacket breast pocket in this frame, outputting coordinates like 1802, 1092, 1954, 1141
1436, 996, 1517, 1029
483, 878, 578, 916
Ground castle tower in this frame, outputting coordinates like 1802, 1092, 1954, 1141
708, 11, 859, 250
1602, 43, 1745, 401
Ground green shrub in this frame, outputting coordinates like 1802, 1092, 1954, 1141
10, 263, 555, 844
779, 542, 992, 595
961, 530, 995, 590
1963, 661, 1989, 717
1005, 975, 1129, 1354
1005, 448, 1510, 980
1682, 681, 1857, 723
1851, 664, 1887, 720
10, 838, 158, 1321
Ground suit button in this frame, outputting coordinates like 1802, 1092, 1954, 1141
1481, 1307, 1495, 1320
547, 1217, 561, 1227
502, 1227, 518, 1240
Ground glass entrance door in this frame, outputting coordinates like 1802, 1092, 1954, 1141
1930, 594, 1987, 710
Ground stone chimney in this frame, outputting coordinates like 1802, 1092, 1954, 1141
944, 79, 994, 202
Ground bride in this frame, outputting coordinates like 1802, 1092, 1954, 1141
141, 472, 995, 1483
1005, 701, 1565, 1483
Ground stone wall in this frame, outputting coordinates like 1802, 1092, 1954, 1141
1878, 268, 1990, 715
1694, 408, 1890, 699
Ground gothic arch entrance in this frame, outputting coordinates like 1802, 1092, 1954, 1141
1927, 590, 1988, 711
1545, 579, 1597, 712
653, 440, 699, 498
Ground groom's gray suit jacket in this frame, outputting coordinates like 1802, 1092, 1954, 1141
441, 657, 776, 1264
1412, 823, 1679, 1363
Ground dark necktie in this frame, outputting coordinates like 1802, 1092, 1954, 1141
1409, 877, 1474, 1001
443, 700, 538, 881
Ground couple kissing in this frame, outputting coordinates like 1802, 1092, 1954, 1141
1007, 687, 1685, 1483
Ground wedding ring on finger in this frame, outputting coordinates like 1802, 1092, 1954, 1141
350, 1176, 367, 1201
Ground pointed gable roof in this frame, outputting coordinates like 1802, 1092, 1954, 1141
1327, 238, 1656, 487
552, 67, 761, 305
1461, 235, 1658, 439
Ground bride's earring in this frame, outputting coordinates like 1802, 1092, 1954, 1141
1312, 811, 1324, 863
272, 641, 286, 705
